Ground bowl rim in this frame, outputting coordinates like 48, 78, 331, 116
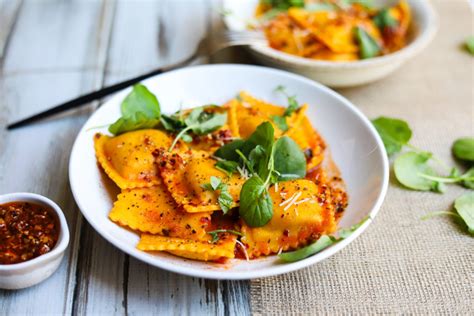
68, 64, 390, 280
0, 192, 70, 271
224, 0, 439, 69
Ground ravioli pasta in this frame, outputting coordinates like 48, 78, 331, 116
95, 90, 348, 263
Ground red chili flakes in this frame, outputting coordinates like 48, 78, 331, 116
0, 202, 59, 265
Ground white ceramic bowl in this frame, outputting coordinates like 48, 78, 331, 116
69, 64, 389, 280
0, 193, 70, 290
223, 0, 438, 87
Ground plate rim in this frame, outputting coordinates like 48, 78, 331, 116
68, 64, 389, 280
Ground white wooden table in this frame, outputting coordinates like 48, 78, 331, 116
0, 1, 251, 314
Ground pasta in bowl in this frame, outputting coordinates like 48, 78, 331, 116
93, 88, 348, 262
69, 65, 388, 279
223, 0, 437, 87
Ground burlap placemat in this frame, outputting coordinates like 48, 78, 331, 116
250, 1, 473, 314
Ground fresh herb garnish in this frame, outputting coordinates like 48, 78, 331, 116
215, 121, 306, 227
207, 229, 244, 243
279, 217, 369, 262
168, 107, 227, 151
454, 192, 474, 235
372, 116, 413, 156
271, 115, 289, 132
109, 84, 161, 135
354, 26, 380, 59
215, 160, 240, 177
304, 2, 336, 12
373, 8, 397, 29
201, 176, 234, 214
340, 0, 374, 9
452, 137, 474, 162
394, 152, 444, 192
465, 36, 474, 56
262, 0, 304, 10
422, 193, 474, 236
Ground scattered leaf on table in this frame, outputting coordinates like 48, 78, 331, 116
452, 137, 474, 162
454, 192, 474, 235
465, 36, 474, 55
372, 117, 412, 156
394, 151, 441, 192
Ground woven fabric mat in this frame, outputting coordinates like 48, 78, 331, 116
250, 1, 473, 314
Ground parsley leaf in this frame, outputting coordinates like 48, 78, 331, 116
108, 84, 161, 135
354, 26, 381, 59
201, 176, 234, 214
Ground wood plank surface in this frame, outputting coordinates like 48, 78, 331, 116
0, 0, 251, 315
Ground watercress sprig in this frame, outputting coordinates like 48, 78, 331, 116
214, 121, 306, 227
355, 26, 380, 59
279, 216, 369, 262
207, 229, 244, 243
168, 107, 227, 151
201, 176, 234, 214
109, 84, 161, 135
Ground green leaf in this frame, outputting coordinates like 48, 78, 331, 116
248, 145, 269, 179
207, 229, 243, 243
466, 36, 474, 56
108, 112, 160, 135
279, 235, 336, 262
239, 176, 273, 227
354, 26, 381, 59
160, 113, 186, 132
273, 136, 306, 181
214, 139, 246, 162
275, 85, 300, 117
108, 84, 162, 135
120, 84, 160, 118
279, 216, 369, 262
452, 137, 474, 162
454, 192, 474, 235
271, 115, 289, 132
394, 152, 440, 191
262, 0, 304, 10
215, 160, 239, 177
338, 216, 369, 238
201, 176, 234, 214
462, 167, 474, 190
373, 8, 397, 29
372, 117, 412, 156
241, 121, 275, 157
184, 107, 228, 135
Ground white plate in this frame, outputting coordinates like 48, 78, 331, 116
69, 64, 389, 280
222, 0, 438, 87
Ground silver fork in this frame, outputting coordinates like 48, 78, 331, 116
7, 30, 268, 130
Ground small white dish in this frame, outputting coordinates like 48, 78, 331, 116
0, 193, 70, 290
222, 0, 438, 87
69, 64, 389, 280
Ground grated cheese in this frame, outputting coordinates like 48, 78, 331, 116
277, 247, 283, 255
294, 198, 311, 205
279, 192, 297, 207
274, 182, 279, 193
236, 240, 249, 261
284, 191, 302, 211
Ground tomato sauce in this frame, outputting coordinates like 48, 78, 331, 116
0, 202, 59, 264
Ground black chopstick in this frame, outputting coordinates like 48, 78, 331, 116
6, 53, 197, 130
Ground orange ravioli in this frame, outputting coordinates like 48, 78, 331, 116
241, 179, 337, 258
286, 115, 326, 170
109, 186, 211, 240
156, 150, 245, 213
236, 91, 302, 138
94, 129, 172, 189
137, 234, 237, 262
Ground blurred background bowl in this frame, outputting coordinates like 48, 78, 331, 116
223, 0, 438, 87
